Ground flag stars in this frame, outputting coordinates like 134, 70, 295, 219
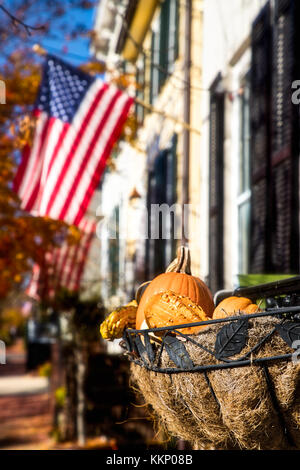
37, 56, 94, 123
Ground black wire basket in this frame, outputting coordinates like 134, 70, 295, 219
123, 276, 300, 373
122, 276, 300, 448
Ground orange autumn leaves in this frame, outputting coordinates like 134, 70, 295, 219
0, 212, 80, 298
0, 53, 80, 300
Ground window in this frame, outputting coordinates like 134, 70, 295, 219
150, 24, 160, 104
237, 75, 251, 273
108, 206, 119, 296
135, 56, 145, 124
146, 135, 177, 278
150, 0, 179, 103
208, 75, 225, 293
167, 0, 179, 72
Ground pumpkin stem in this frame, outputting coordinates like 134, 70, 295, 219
135, 247, 192, 304
166, 246, 192, 275
135, 281, 151, 304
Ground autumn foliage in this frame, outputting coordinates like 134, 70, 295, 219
0, 52, 80, 300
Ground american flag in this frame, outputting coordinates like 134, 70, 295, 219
13, 54, 133, 227
26, 219, 96, 299
49, 219, 96, 293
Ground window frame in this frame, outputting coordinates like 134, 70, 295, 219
230, 49, 252, 279
237, 73, 251, 275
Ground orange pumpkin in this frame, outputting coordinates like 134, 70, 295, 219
213, 296, 260, 320
135, 246, 215, 330
243, 303, 260, 314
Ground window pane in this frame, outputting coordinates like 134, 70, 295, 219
135, 57, 145, 124
238, 200, 250, 274
239, 76, 251, 194
168, 0, 179, 73
159, 0, 170, 89
109, 206, 119, 295
150, 1, 179, 97
150, 28, 160, 103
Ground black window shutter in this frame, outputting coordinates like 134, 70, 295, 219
208, 75, 225, 294
146, 141, 177, 279
270, 0, 300, 273
159, 0, 170, 90
249, 3, 272, 273
150, 30, 160, 104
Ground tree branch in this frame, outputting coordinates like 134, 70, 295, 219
0, 4, 46, 35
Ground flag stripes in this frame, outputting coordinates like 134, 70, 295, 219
26, 219, 96, 300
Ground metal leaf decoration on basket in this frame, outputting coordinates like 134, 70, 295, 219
121, 331, 132, 352
215, 319, 249, 359
275, 322, 300, 348
143, 332, 155, 364
163, 335, 194, 370
134, 335, 149, 366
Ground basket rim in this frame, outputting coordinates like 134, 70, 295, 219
126, 306, 300, 335
122, 307, 300, 375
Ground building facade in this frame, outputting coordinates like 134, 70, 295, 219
92, 0, 300, 304
92, 0, 201, 306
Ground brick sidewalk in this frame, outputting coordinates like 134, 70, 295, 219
0, 339, 26, 377
0, 393, 51, 421
0, 339, 53, 450
0, 414, 53, 450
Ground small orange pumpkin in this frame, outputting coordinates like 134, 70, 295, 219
135, 246, 215, 330
213, 296, 260, 320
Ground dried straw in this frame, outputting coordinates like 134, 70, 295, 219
130, 316, 300, 450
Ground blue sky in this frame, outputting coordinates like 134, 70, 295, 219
1, 1, 97, 65
38, 5, 97, 65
